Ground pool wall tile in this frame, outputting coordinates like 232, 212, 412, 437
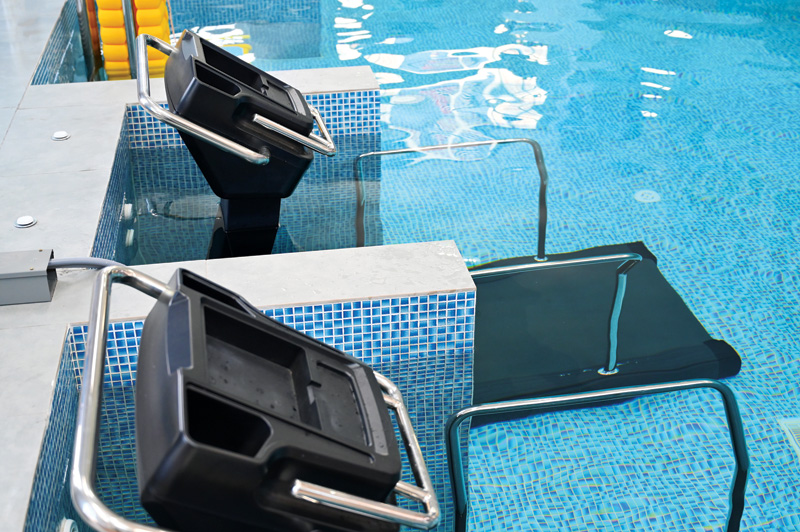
94, 90, 380, 264
124, 88, 380, 149
170, 0, 320, 29
91, 121, 133, 263
31, 0, 83, 86
23, 333, 82, 532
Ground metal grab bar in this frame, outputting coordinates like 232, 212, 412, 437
121, 0, 137, 79
136, 34, 270, 165
471, 252, 643, 375
71, 266, 440, 532
293, 373, 440, 529
136, 34, 336, 166
253, 106, 337, 156
71, 266, 174, 532
445, 379, 749, 532
353, 138, 549, 258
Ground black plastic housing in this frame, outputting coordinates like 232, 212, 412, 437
164, 30, 314, 199
136, 269, 401, 532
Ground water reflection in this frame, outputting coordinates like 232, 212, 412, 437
365, 44, 548, 74
334, 0, 375, 60
178, 24, 255, 62
182, 19, 323, 62
664, 29, 693, 39
383, 68, 547, 148
641, 66, 677, 76
641, 81, 671, 91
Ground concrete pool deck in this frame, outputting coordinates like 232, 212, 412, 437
0, 1, 475, 530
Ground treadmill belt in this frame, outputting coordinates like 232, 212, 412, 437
471, 242, 741, 406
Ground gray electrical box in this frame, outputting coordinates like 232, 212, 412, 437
0, 249, 57, 306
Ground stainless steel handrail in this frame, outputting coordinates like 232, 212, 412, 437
121, 0, 137, 79
137, 33, 337, 166
136, 34, 270, 165
471, 252, 643, 375
445, 379, 749, 532
352, 139, 640, 374
293, 373, 440, 529
71, 266, 175, 532
253, 105, 337, 156
71, 266, 440, 532
353, 138, 549, 258
76, 0, 101, 81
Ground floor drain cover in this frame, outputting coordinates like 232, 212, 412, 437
779, 418, 800, 459
14, 215, 37, 228
634, 189, 661, 203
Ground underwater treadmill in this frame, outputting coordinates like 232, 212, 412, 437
354, 139, 741, 407
470, 241, 742, 405
136, 31, 336, 259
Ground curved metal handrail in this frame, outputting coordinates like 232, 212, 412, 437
293, 373, 440, 529
136, 34, 270, 165
70, 266, 175, 532
252, 105, 337, 156
445, 379, 749, 532
136, 34, 337, 165
71, 266, 440, 532
353, 138, 549, 259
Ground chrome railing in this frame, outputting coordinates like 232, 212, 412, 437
121, 0, 137, 79
471, 252, 642, 375
353, 138, 549, 257
353, 138, 642, 375
445, 379, 749, 532
136, 34, 337, 166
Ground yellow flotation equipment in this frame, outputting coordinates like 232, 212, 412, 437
96, 0, 171, 80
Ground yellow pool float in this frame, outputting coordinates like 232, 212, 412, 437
96, 0, 171, 80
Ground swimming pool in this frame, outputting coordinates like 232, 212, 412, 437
60, 0, 800, 529
222, 0, 800, 529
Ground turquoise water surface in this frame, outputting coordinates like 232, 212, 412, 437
142, 0, 800, 529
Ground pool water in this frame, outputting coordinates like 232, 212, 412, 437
105, 0, 800, 529
170, 0, 800, 272
227, 0, 800, 529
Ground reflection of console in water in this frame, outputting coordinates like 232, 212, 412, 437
137, 30, 335, 259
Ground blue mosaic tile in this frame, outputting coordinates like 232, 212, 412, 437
125, 105, 185, 150
171, 0, 320, 29
125, 89, 379, 149
305, 91, 381, 136
31, 0, 83, 85
91, 121, 134, 263
101, 89, 380, 264
24, 333, 83, 532
97, 106, 382, 264
31, 0, 800, 529
465, 389, 738, 531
